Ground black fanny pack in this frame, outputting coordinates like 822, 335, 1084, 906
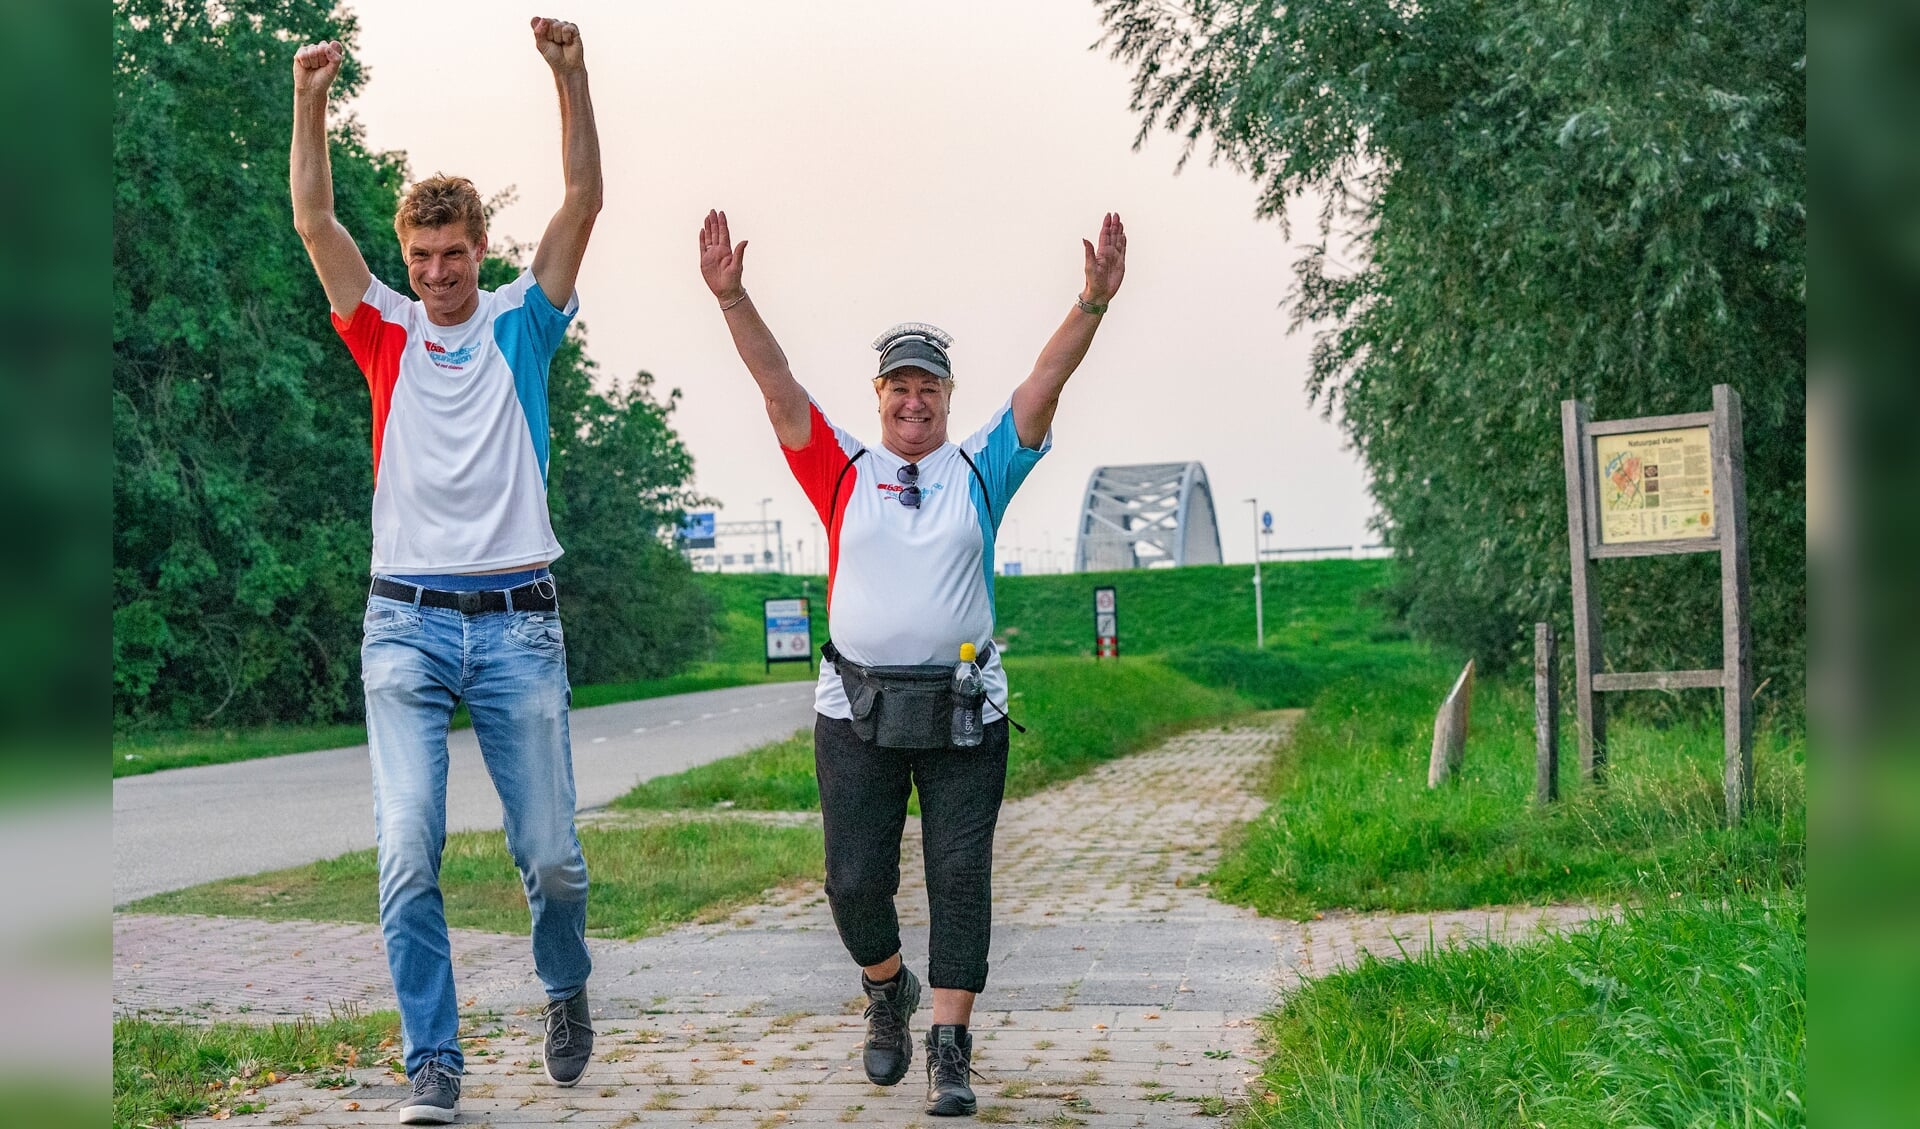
824, 640, 991, 749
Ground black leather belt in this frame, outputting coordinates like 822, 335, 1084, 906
370, 576, 558, 614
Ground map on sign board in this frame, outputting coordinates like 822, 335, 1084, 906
1593, 427, 1716, 544
764, 598, 811, 660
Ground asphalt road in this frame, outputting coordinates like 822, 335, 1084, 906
112, 681, 819, 904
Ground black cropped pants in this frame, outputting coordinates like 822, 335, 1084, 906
812, 714, 1009, 993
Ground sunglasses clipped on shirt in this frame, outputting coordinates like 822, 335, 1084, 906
896, 463, 921, 509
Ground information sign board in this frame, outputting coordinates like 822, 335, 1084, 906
763, 597, 813, 671
1593, 427, 1715, 544
1560, 386, 1752, 822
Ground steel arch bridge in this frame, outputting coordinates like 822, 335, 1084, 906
1073, 461, 1223, 571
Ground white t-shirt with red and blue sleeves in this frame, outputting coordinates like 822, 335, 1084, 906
783, 397, 1050, 720
331, 270, 577, 573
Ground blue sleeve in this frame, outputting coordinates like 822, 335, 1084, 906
962, 399, 1050, 532
492, 270, 579, 482
492, 270, 579, 383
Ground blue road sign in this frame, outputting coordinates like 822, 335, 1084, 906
1261, 510, 1273, 531
682, 511, 716, 548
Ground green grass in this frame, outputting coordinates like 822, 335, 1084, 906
998, 655, 1245, 798
127, 817, 824, 938
112, 721, 373, 778
616, 727, 821, 810
568, 657, 819, 709
994, 559, 1395, 657
1163, 636, 1426, 710
113, 1009, 399, 1129
1245, 891, 1804, 1128
614, 655, 1245, 811
1208, 657, 1804, 918
693, 571, 828, 664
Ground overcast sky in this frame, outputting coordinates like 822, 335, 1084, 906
341, 0, 1377, 569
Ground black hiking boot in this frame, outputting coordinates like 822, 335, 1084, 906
924, 1023, 977, 1117
859, 965, 922, 1086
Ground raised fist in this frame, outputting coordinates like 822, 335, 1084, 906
292, 40, 345, 98
530, 17, 585, 73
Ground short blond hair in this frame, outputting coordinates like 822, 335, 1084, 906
394, 174, 487, 246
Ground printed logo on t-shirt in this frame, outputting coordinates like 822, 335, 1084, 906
422, 340, 477, 369
876, 481, 945, 494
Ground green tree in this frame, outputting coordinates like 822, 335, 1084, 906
551, 372, 714, 685
1100, 0, 1804, 708
114, 0, 398, 726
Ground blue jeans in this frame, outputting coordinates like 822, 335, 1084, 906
360, 587, 591, 1076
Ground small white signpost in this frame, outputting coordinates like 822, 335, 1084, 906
1093, 586, 1119, 659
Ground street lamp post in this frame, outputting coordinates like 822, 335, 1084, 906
1245, 497, 1264, 649
759, 497, 773, 573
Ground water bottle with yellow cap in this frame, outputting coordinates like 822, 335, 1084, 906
950, 642, 984, 747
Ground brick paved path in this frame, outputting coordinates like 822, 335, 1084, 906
115, 713, 1604, 1126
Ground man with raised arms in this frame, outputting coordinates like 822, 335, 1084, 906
289, 17, 602, 1124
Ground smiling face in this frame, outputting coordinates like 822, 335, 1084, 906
401, 222, 486, 326
875, 369, 953, 459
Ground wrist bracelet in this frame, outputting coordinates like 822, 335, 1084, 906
1076, 296, 1108, 316
719, 291, 749, 312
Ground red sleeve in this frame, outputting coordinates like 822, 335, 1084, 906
783, 404, 857, 523
782, 404, 859, 599
331, 302, 408, 484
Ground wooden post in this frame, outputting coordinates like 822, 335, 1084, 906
1534, 622, 1560, 804
1712, 385, 1755, 822
1560, 400, 1607, 783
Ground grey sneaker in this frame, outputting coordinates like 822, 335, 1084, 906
542, 991, 595, 1087
924, 1024, 977, 1116
860, 965, 923, 1086
397, 1059, 460, 1124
